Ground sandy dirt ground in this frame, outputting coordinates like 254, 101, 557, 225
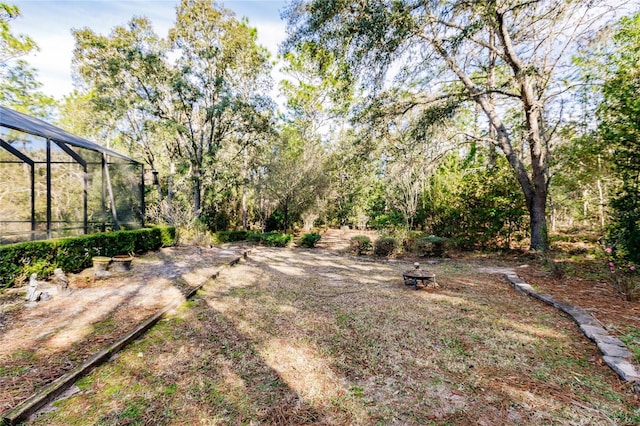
1, 228, 639, 418
0, 244, 247, 413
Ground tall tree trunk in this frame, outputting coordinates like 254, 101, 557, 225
431, 33, 550, 250
529, 186, 548, 251
168, 161, 174, 214
283, 202, 289, 232
597, 178, 605, 230
488, 27, 497, 168
193, 167, 201, 218
496, 14, 549, 251
242, 149, 248, 230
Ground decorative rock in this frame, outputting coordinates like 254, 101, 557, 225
532, 293, 554, 304
514, 283, 535, 294
579, 324, 609, 341
505, 274, 525, 285
94, 270, 112, 279
560, 306, 599, 327
501, 269, 640, 391
597, 342, 633, 358
53, 268, 69, 290
603, 356, 640, 382
25, 274, 41, 302
596, 335, 627, 347
39, 292, 52, 302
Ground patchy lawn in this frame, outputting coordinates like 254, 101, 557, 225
0, 245, 244, 414
30, 247, 640, 425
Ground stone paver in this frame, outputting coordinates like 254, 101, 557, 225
500, 272, 640, 390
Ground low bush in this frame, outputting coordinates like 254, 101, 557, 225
246, 232, 264, 243
214, 230, 249, 243
0, 226, 175, 289
415, 235, 448, 257
374, 237, 397, 257
261, 232, 293, 247
349, 235, 372, 255
370, 212, 405, 231
299, 233, 321, 248
211, 230, 295, 247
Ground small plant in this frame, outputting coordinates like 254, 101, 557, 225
349, 235, 372, 255
261, 232, 293, 247
620, 328, 640, 363
604, 246, 639, 301
299, 233, 321, 248
214, 230, 249, 243
415, 235, 448, 257
374, 237, 397, 257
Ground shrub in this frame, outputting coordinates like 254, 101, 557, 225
299, 233, 321, 248
228, 230, 249, 242
211, 230, 293, 247
604, 246, 639, 301
246, 232, 264, 243
214, 230, 249, 244
416, 235, 448, 257
0, 226, 175, 289
374, 237, 397, 257
349, 235, 372, 255
261, 232, 293, 247
370, 212, 405, 231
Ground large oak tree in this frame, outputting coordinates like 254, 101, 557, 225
72, 0, 272, 220
284, 0, 624, 250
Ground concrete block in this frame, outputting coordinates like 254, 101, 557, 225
580, 324, 608, 340
603, 356, 640, 382
597, 342, 633, 358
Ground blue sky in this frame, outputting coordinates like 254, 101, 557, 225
11, 0, 288, 99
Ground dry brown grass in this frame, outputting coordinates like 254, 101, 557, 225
30, 247, 639, 425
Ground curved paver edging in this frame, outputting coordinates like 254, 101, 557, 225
0, 250, 249, 426
502, 271, 640, 392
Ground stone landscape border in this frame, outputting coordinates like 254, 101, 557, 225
503, 271, 640, 391
1, 250, 248, 426
334, 252, 640, 391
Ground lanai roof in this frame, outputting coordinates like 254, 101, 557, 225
0, 105, 139, 163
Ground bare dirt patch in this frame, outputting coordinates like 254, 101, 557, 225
0, 245, 246, 414
29, 246, 639, 425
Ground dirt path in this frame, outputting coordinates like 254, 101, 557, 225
315, 228, 379, 252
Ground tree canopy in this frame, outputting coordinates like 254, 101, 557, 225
0, 2, 54, 116
283, 0, 628, 250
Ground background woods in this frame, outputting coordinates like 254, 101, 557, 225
0, 0, 638, 256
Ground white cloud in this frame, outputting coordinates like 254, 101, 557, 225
10, 0, 287, 99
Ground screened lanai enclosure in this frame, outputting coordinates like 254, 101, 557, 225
0, 106, 144, 244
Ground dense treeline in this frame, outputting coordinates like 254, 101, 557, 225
1, 1, 638, 259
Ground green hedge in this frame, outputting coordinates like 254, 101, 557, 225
349, 235, 372, 255
213, 230, 293, 247
299, 232, 321, 248
0, 226, 175, 289
260, 232, 293, 247
374, 237, 398, 257
213, 230, 250, 244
